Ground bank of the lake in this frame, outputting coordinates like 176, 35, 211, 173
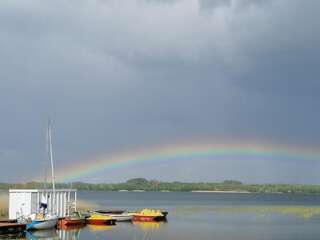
2, 178, 320, 195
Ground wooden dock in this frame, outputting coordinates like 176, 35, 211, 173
0, 222, 26, 234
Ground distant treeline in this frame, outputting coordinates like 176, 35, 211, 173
1, 178, 320, 194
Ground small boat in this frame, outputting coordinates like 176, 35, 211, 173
86, 214, 116, 225
58, 212, 86, 228
26, 214, 58, 230
130, 209, 168, 222
94, 210, 132, 222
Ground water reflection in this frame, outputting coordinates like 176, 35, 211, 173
24, 226, 83, 240
131, 222, 165, 240
25, 229, 59, 240
0, 232, 25, 240
0, 222, 166, 240
86, 224, 114, 232
133, 221, 164, 231
0, 222, 168, 240
57, 226, 82, 240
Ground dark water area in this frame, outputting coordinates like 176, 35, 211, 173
2, 191, 320, 240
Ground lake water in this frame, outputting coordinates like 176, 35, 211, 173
2, 191, 320, 240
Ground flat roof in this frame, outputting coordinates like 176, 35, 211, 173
9, 189, 77, 193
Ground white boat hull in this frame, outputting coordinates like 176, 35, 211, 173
93, 211, 132, 222
27, 218, 58, 230
110, 214, 132, 222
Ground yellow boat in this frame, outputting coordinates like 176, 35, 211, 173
86, 214, 116, 225
130, 209, 168, 222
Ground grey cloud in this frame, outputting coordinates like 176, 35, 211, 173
199, 0, 231, 11
0, 0, 319, 183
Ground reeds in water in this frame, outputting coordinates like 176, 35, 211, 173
0, 192, 8, 219
175, 205, 320, 219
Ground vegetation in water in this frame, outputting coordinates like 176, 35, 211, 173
0, 192, 8, 219
1, 178, 320, 194
174, 206, 320, 220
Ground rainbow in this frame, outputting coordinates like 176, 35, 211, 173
50, 141, 320, 182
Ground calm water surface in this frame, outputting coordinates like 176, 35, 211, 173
2, 191, 320, 240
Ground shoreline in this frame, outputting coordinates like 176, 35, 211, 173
0, 189, 314, 195
191, 190, 251, 193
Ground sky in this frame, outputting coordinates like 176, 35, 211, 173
0, 0, 320, 184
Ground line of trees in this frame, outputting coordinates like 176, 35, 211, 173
1, 178, 320, 194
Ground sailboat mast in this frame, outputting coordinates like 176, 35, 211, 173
48, 120, 56, 201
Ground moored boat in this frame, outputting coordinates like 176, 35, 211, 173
130, 209, 167, 222
58, 212, 86, 228
26, 214, 58, 230
86, 214, 116, 225
94, 210, 132, 222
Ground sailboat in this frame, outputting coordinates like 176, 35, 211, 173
26, 121, 59, 230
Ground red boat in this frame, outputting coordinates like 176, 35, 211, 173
133, 215, 161, 222
58, 212, 86, 228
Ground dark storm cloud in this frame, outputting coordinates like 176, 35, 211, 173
0, 0, 319, 183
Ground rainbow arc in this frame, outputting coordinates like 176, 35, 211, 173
43, 141, 320, 182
